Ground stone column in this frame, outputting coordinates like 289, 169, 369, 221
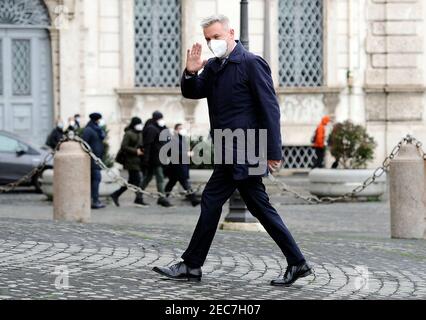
119, 0, 135, 87
49, 28, 61, 122
58, 0, 82, 120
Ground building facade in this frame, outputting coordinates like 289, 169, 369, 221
0, 0, 425, 168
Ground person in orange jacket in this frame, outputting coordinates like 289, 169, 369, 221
312, 115, 330, 168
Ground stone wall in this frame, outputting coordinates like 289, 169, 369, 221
48, 0, 426, 169
365, 0, 426, 167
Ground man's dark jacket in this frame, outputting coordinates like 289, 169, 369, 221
181, 40, 282, 180
142, 119, 169, 168
82, 121, 105, 170
46, 127, 64, 149
166, 133, 190, 180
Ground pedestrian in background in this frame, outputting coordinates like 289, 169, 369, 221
73, 114, 81, 130
66, 116, 78, 133
45, 119, 65, 150
82, 112, 106, 209
140, 111, 172, 207
311, 115, 330, 169
110, 117, 145, 207
165, 123, 200, 207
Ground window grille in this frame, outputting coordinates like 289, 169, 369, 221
282, 146, 317, 169
278, 0, 323, 87
134, 0, 181, 87
12, 39, 31, 96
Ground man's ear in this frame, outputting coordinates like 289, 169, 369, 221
229, 28, 235, 38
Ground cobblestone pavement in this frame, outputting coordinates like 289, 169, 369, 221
0, 177, 425, 300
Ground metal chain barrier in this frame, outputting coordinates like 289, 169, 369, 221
267, 134, 423, 204
0, 134, 205, 199
0, 138, 64, 193
72, 134, 205, 200
2, 133, 425, 203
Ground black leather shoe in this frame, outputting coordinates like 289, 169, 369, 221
186, 193, 200, 207
270, 261, 313, 287
110, 193, 120, 207
153, 262, 202, 281
157, 197, 173, 208
134, 198, 149, 207
91, 202, 106, 209
191, 199, 201, 207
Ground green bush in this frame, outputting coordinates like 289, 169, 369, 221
100, 125, 115, 168
327, 120, 376, 169
189, 136, 214, 170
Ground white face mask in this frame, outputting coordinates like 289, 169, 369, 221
157, 119, 166, 127
57, 122, 64, 129
178, 129, 187, 136
69, 121, 75, 127
134, 124, 143, 131
208, 39, 228, 58
75, 117, 80, 123
98, 119, 105, 127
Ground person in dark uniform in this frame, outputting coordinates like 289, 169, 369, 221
153, 15, 312, 287
46, 119, 65, 150
74, 114, 81, 130
164, 123, 200, 207
140, 111, 172, 207
82, 112, 106, 209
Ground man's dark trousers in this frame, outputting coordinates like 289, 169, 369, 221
90, 169, 102, 204
181, 165, 305, 268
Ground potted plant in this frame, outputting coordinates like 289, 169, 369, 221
308, 120, 386, 198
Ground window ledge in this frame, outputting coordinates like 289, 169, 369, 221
115, 87, 182, 95
363, 85, 426, 94
275, 86, 345, 94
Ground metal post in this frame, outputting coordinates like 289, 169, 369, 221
239, 0, 249, 51
221, 0, 263, 232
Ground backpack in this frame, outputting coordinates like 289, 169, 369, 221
115, 148, 125, 165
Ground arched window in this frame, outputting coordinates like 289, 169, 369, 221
278, 0, 323, 87
0, 0, 50, 26
134, 0, 182, 87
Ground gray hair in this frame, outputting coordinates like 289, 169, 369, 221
200, 14, 230, 29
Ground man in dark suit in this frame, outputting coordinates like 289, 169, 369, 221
82, 112, 106, 209
153, 15, 312, 287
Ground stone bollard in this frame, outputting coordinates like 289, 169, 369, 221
424, 159, 426, 239
390, 143, 425, 239
53, 141, 91, 223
